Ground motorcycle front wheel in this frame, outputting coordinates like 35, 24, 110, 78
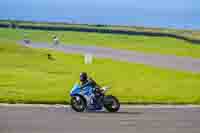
103, 95, 120, 112
70, 95, 87, 112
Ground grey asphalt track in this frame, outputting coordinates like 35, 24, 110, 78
1, 105, 200, 133
20, 42, 200, 73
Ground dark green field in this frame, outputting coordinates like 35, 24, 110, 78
1, 20, 200, 40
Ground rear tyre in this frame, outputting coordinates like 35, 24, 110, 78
70, 95, 87, 112
103, 95, 120, 112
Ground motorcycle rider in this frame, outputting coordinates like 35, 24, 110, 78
79, 72, 102, 108
53, 35, 59, 45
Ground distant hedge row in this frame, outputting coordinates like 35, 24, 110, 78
0, 23, 200, 44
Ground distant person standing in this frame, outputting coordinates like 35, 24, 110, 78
53, 35, 59, 46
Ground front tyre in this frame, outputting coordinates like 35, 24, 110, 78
103, 95, 120, 112
70, 95, 87, 112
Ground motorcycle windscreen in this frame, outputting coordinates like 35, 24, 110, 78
70, 83, 81, 96
70, 84, 94, 97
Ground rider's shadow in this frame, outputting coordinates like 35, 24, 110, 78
84, 111, 143, 115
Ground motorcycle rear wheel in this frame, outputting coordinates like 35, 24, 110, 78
103, 95, 120, 112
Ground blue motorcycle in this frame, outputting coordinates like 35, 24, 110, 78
70, 83, 120, 112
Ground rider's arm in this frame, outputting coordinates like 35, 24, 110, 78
80, 78, 101, 90
80, 80, 92, 89
88, 78, 101, 89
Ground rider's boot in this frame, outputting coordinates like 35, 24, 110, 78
94, 95, 103, 110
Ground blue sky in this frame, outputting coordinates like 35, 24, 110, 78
1, 0, 199, 10
1, 0, 199, 18
1, 0, 199, 17
0, 0, 199, 29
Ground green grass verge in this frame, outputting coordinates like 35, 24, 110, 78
0, 39, 200, 104
1, 28, 200, 58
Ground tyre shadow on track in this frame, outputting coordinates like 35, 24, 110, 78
65, 107, 143, 115
83, 111, 143, 115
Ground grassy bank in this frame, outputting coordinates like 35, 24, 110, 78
0, 40, 200, 104
1, 28, 200, 58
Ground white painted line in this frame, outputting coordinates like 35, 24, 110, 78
122, 105, 200, 109
0, 104, 69, 108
